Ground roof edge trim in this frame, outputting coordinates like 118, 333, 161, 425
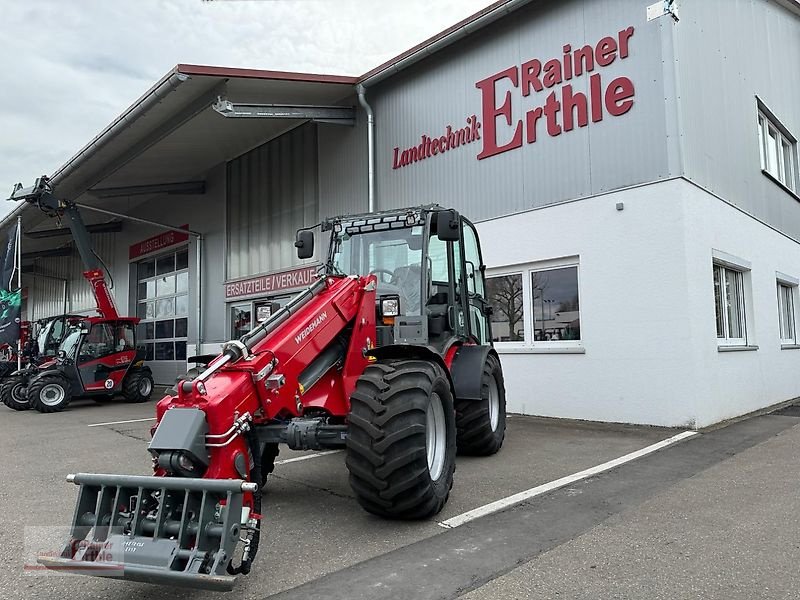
177, 64, 358, 84
49, 67, 190, 190
358, 0, 535, 87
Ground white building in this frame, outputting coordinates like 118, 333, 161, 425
4, 0, 800, 428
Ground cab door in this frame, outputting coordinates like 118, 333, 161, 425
77, 322, 137, 392
460, 220, 491, 344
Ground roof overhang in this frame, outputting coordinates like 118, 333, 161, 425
2, 64, 358, 238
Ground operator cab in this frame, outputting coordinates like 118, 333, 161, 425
299, 205, 493, 353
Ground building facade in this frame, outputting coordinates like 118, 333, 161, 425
6, 0, 800, 427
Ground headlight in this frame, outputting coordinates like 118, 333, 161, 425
380, 295, 400, 317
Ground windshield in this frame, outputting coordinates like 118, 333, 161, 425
36, 322, 53, 355
36, 318, 66, 356
58, 326, 83, 359
331, 226, 424, 315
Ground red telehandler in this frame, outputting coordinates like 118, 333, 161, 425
38, 205, 506, 590
4, 177, 153, 412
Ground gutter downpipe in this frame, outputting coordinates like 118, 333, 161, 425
72, 202, 204, 362
356, 84, 375, 213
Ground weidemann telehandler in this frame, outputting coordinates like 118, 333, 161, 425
3, 178, 154, 412
39, 204, 506, 590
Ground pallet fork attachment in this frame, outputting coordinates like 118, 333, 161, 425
37, 473, 257, 591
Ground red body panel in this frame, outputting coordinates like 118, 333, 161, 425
153, 275, 378, 496
79, 349, 138, 391
83, 269, 120, 320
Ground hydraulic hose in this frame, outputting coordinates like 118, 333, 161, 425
228, 430, 262, 575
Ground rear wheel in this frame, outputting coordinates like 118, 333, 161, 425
455, 353, 507, 455
346, 359, 456, 519
0, 376, 30, 411
29, 375, 72, 413
122, 368, 154, 403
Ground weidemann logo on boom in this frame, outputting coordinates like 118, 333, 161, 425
295, 312, 328, 345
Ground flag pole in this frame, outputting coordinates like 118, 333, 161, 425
16, 215, 21, 371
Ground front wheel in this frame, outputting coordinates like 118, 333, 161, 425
122, 368, 154, 403
29, 376, 72, 413
346, 359, 456, 519
0, 376, 30, 411
455, 353, 507, 455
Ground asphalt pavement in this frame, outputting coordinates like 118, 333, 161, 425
0, 391, 797, 600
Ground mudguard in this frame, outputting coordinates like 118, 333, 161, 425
449, 345, 498, 401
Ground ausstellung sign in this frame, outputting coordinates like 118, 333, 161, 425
392, 26, 636, 169
225, 266, 318, 300
129, 225, 189, 259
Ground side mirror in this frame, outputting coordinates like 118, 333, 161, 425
436, 209, 460, 242
295, 230, 314, 260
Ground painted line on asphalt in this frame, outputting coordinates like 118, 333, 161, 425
274, 450, 344, 465
438, 430, 699, 529
87, 417, 157, 427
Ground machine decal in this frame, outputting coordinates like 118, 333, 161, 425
295, 311, 328, 345
104, 379, 114, 389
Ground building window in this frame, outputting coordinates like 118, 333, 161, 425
532, 266, 581, 342
486, 274, 525, 342
777, 281, 797, 345
486, 259, 581, 349
229, 295, 293, 339
758, 108, 798, 193
136, 248, 189, 361
713, 264, 747, 346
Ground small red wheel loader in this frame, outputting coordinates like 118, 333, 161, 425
38, 205, 506, 590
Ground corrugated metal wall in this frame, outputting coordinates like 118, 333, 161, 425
370, 0, 675, 222
675, 0, 800, 239
227, 123, 319, 280
318, 117, 368, 219
22, 232, 117, 320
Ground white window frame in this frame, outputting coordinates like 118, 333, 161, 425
776, 275, 798, 347
486, 257, 582, 352
758, 103, 799, 194
713, 262, 749, 347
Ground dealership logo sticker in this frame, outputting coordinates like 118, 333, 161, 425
391, 26, 636, 168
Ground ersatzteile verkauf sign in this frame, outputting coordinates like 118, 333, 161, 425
225, 265, 319, 300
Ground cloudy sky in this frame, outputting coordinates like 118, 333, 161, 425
0, 0, 491, 219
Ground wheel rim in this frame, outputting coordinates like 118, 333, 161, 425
488, 376, 500, 432
138, 378, 152, 396
12, 383, 26, 403
426, 392, 447, 481
39, 383, 65, 407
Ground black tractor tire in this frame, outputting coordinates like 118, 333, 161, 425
122, 368, 154, 403
0, 376, 30, 411
346, 359, 456, 519
28, 375, 72, 413
455, 353, 507, 455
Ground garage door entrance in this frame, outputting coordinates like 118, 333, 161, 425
135, 248, 189, 384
